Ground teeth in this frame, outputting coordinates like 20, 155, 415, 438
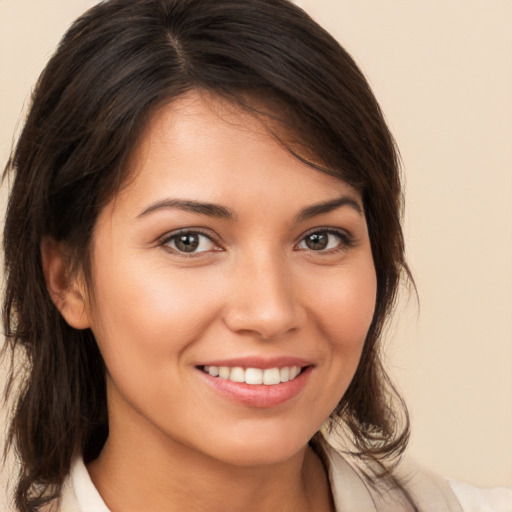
280, 367, 290, 382
203, 365, 303, 385
263, 368, 280, 385
245, 368, 263, 385
218, 366, 230, 379
229, 367, 245, 383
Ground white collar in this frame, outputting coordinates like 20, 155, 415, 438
68, 456, 109, 512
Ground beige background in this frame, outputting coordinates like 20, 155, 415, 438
1, 0, 511, 506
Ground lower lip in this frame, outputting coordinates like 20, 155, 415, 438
198, 367, 312, 408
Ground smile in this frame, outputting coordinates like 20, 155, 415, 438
202, 365, 303, 385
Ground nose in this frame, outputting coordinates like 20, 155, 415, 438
222, 254, 305, 340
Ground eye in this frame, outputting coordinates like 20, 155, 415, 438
162, 231, 218, 254
297, 230, 349, 252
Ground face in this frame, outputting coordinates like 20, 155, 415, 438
83, 90, 377, 467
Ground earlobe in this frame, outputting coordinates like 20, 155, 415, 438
41, 237, 91, 330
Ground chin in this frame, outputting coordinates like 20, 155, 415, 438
194, 424, 318, 468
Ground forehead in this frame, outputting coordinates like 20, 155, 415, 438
115, 89, 360, 216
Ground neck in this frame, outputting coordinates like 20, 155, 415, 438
87, 394, 333, 512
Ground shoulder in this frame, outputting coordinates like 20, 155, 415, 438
394, 458, 512, 512
396, 459, 512, 512
448, 480, 512, 512
323, 443, 512, 512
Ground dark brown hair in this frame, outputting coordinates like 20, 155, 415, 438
2, 0, 411, 510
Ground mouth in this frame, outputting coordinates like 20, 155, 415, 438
198, 364, 312, 408
195, 357, 313, 407
200, 365, 305, 385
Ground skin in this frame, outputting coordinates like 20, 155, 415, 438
47, 90, 377, 511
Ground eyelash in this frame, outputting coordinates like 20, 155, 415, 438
297, 228, 355, 254
157, 227, 354, 257
158, 228, 221, 258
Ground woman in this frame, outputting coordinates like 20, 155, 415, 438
1, 1, 510, 511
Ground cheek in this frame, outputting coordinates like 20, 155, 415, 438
87, 263, 227, 426
312, 263, 377, 348
307, 259, 377, 401
87, 255, 224, 375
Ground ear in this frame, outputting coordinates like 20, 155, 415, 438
41, 237, 91, 330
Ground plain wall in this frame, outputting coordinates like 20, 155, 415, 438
1, 1, 511, 507
300, 0, 512, 488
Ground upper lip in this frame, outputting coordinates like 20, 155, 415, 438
196, 356, 313, 369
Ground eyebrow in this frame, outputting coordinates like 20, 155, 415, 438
137, 199, 236, 220
295, 196, 363, 221
137, 195, 362, 221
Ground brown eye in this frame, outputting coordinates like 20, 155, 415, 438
164, 232, 216, 254
175, 233, 199, 252
305, 232, 329, 250
298, 230, 346, 252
